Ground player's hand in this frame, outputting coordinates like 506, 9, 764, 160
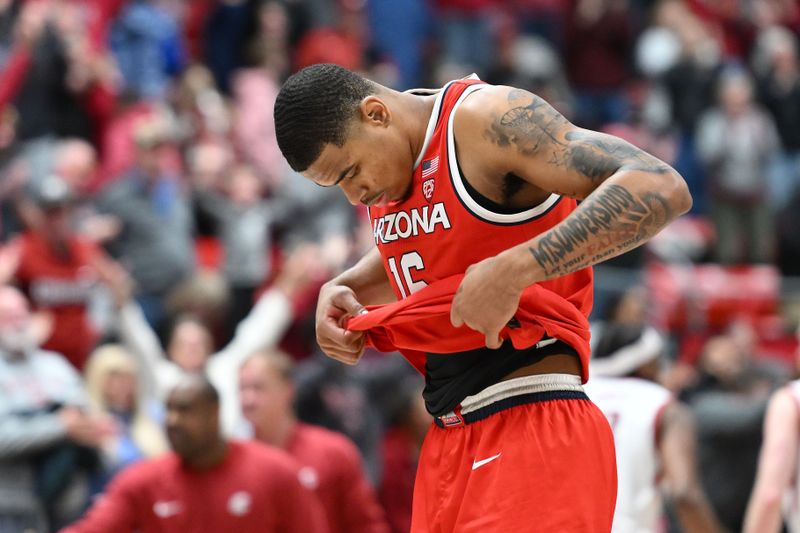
450, 254, 523, 349
315, 283, 368, 365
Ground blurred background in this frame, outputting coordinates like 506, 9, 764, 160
0, 0, 799, 531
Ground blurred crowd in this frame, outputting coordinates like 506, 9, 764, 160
0, 0, 800, 531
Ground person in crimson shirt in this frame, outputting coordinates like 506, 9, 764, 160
239, 349, 389, 533
62, 374, 328, 533
273, 64, 692, 531
8, 176, 127, 370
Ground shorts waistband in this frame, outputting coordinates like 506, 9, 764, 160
434, 374, 587, 428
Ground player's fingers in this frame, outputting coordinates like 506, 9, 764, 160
485, 331, 503, 350
342, 328, 365, 346
318, 316, 347, 341
321, 342, 364, 365
332, 290, 367, 317
450, 305, 464, 328
327, 351, 361, 365
318, 340, 359, 360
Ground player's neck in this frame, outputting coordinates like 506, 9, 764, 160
394, 91, 438, 170
255, 413, 296, 449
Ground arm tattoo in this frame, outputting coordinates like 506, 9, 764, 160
528, 184, 674, 277
484, 92, 568, 156
560, 131, 672, 180
485, 91, 671, 185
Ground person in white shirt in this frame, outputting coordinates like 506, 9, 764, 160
585, 324, 723, 533
112, 246, 320, 435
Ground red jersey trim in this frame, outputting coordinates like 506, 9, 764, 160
412, 82, 456, 171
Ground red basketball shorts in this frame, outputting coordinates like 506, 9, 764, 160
411, 374, 617, 533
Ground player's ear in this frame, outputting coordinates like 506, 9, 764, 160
360, 96, 391, 128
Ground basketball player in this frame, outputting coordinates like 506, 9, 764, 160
273, 64, 692, 531
585, 325, 723, 533
743, 376, 800, 532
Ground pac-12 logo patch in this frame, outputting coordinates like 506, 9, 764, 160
422, 178, 435, 202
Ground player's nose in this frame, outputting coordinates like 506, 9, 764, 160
340, 182, 365, 206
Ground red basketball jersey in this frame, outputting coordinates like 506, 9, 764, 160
368, 79, 593, 327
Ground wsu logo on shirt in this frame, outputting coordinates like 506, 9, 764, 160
227, 491, 252, 516
372, 202, 452, 244
153, 500, 183, 518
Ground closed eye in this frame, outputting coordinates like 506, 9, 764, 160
317, 164, 358, 188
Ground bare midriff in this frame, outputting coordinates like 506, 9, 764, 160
501, 353, 582, 381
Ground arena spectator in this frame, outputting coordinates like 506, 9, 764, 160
367, 0, 430, 89
114, 245, 321, 434
99, 117, 195, 329
109, 0, 185, 100
271, 168, 358, 263
193, 163, 285, 333
83, 344, 168, 493
755, 26, 800, 210
3, 1, 101, 144
0, 285, 112, 532
3, 175, 129, 369
61, 375, 329, 533
686, 333, 783, 531
564, 0, 633, 129
203, 0, 256, 93
293, 0, 368, 73
239, 348, 389, 533
433, 0, 496, 75
659, 1, 723, 213
696, 67, 780, 264
231, 31, 287, 187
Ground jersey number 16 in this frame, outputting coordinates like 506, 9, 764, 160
387, 252, 428, 298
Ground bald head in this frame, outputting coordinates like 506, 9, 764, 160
169, 374, 219, 407
0, 286, 29, 321
165, 375, 222, 462
54, 139, 96, 191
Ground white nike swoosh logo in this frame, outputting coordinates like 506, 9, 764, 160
472, 452, 502, 470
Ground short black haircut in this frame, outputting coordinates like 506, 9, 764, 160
274, 63, 375, 172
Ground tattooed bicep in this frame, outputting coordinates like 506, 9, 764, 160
483, 89, 570, 157
553, 131, 673, 183
483, 88, 672, 186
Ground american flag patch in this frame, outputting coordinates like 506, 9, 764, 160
421, 156, 439, 178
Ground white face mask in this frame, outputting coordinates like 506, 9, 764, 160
0, 323, 36, 356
